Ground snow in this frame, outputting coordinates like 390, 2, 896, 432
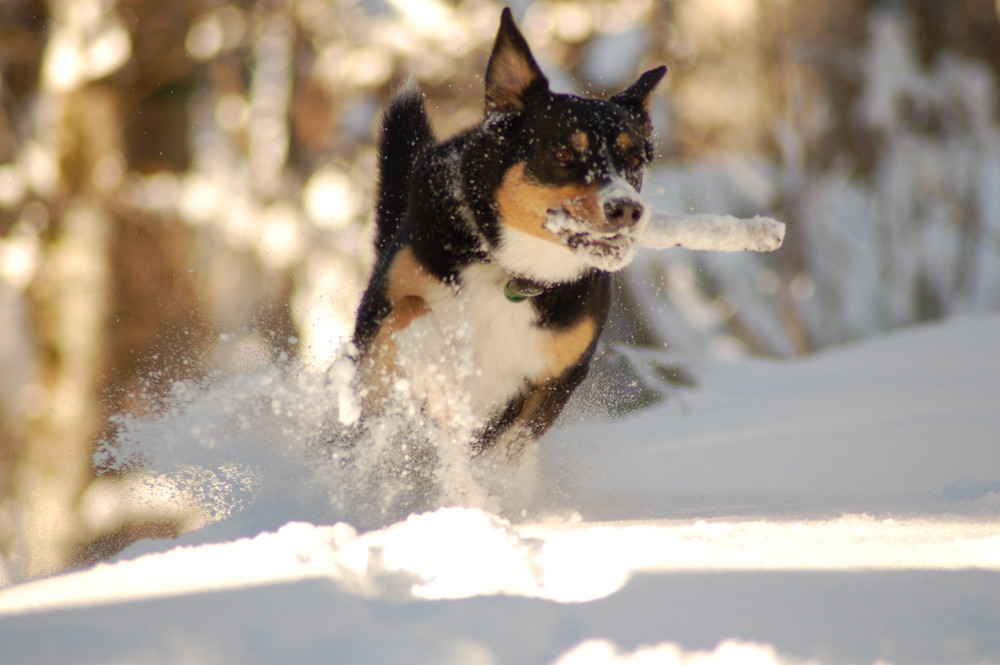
1, 313, 999, 665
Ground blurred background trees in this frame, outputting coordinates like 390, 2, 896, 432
1, 0, 998, 582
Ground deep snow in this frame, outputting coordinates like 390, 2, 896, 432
0, 313, 998, 665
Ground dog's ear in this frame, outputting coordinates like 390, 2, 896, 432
485, 8, 549, 113
610, 65, 668, 130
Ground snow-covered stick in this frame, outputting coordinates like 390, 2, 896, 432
637, 213, 786, 253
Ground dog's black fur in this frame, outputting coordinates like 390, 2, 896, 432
353, 8, 666, 456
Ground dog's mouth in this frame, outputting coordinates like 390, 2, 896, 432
543, 208, 639, 272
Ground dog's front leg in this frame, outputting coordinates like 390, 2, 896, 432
358, 247, 477, 432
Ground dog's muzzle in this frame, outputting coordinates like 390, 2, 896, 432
543, 177, 649, 272
596, 176, 649, 232
603, 197, 645, 230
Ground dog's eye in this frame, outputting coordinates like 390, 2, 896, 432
554, 148, 575, 165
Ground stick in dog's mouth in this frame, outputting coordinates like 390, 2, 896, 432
544, 206, 788, 272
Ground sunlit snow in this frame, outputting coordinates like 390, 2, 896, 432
1, 314, 998, 665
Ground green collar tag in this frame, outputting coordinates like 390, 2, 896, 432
504, 278, 544, 303
504, 281, 528, 302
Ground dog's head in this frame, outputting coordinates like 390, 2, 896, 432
484, 8, 666, 281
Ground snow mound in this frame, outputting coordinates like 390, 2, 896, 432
555, 640, 809, 665
2, 506, 998, 615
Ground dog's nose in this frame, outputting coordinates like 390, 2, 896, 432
604, 198, 645, 229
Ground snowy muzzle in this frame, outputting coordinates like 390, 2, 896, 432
543, 177, 649, 273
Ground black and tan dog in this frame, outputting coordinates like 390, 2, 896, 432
352, 8, 666, 457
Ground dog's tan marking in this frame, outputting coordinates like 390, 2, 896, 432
496, 162, 604, 241
502, 315, 598, 442
570, 130, 590, 152
617, 131, 633, 153
513, 385, 551, 438
363, 296, 428, 399
362, 247, 439, 409
386, 246, 438, 307
537, 315, 598, 381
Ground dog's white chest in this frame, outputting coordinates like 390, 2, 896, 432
459, 263, 548, 412
395, 262, 548, 423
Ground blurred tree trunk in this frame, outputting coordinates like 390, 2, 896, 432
3, 0, 207, 579
0, 0, 48, 579
15, 85, 117, 578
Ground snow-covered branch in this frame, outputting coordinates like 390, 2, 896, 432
638, 213, 785, 253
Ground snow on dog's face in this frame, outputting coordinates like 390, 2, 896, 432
483, 9, 666, 281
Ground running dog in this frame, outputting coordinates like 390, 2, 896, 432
352, 8, 666, 457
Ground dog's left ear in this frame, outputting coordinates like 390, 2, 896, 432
610, 65, 668, 131
485, 8, 549, 113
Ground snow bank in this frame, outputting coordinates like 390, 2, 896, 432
2, 508, 997, 616
543, 313, 1000, 522
553, 640, 809, 665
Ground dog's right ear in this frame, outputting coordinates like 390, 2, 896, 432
485, 8, 549, 113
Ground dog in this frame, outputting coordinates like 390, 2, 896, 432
352, 8, 666, 459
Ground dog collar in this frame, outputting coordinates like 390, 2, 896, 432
504, 277, 545, 303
